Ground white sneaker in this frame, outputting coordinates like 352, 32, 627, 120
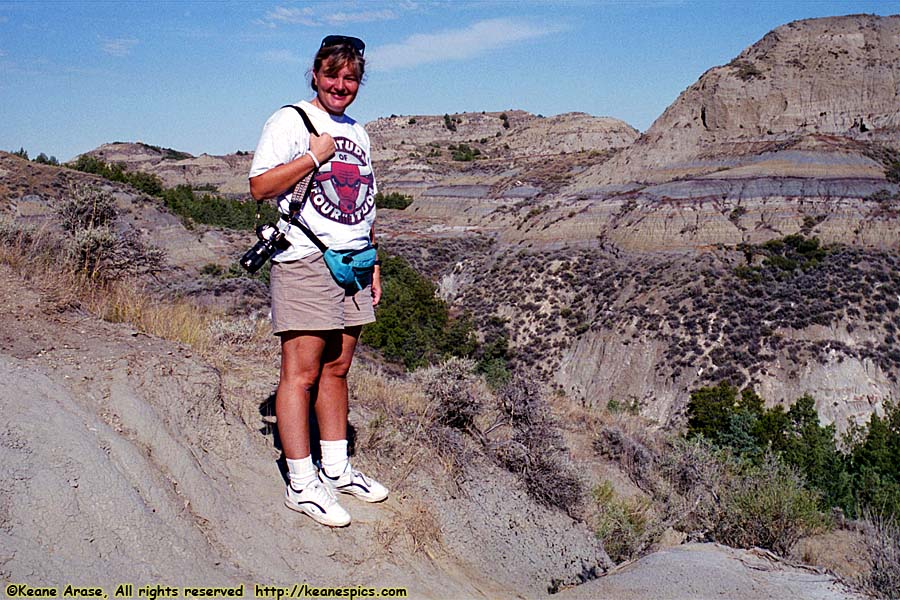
284, 480, 351, 527
319, 464, 389, 503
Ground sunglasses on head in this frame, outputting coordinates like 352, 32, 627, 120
320, 35, 365, 57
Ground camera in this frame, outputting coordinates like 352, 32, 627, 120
239, 223, 289, 274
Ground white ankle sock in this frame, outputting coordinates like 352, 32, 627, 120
320, 439, 349, 477
286, 455, 317, 490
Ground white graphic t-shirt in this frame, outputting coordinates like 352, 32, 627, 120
249, 100, 377, 262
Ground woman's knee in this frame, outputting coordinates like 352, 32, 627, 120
321, 357, 352, 379
280, 365, 321, 391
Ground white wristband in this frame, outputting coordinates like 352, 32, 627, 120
306, 150, 320, 169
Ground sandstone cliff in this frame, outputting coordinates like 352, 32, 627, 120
575, 14, 900, 186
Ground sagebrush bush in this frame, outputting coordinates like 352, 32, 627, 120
416, 357, 482, 430
59, 187, 165, 280
493, 375, 583, 513
498, 374, 546, 426
59, 184, 117, 232
209, 315, 268, 344
861, 511, 900, 599
600, 431, 829, 556
522, 451, 582, 513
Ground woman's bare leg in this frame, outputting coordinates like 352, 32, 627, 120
315, 325, 362, 441
276, 331, 327, 459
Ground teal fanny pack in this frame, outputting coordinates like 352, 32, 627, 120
323, 245, 377, 294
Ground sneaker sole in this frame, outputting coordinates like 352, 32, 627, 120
284, 498, 351, 527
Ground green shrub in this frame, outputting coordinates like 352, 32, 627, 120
688, 384, 898, 521
849, 401, 900, 518
374, 191, 413, 210
160, 185, 277, 230
33, 153, 59, 166
887, 161, 900, 183
361, 252, 476, 369
449, 143, 480, 161
592, 481, 650, 562
729, 59, 763, 81
200, 263, 225, 277
712, 454, 828, 555
139, 143, 191, 161
602, 432, 827, 556
69, 155, 164, 196
862, 144, 900, 183
225, 259, 270, 285
607, 398, 640, 415
443, 113, 456, 132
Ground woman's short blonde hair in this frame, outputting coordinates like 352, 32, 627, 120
310, 43, 366, 92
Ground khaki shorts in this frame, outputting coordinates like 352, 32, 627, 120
270, 252, 375, 334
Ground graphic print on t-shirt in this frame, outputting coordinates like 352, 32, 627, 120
310, 136, 375, 225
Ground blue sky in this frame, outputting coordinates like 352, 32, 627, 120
1, 0, 897, 162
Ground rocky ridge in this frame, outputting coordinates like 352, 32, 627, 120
0, 151, 240, 270
83, 142, 252, 195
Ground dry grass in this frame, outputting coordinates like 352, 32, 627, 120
0, 213, 245, 360
372, 498, 444, 558
0, 217, 63, 271
348, 363, 451, 489
351, 362, 428, 416
82, 279, 219, 354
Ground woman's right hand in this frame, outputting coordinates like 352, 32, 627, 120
309, 133, 336, 166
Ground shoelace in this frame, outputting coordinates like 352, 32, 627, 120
308, 480, 339, 506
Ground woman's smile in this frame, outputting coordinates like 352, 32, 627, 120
314, 66, 359, 115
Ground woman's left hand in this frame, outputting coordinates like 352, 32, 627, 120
372, 266, 382, 307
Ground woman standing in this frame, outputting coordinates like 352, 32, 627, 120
249, 35, 387, 527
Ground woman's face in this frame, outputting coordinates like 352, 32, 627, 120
313, 62, 360, 116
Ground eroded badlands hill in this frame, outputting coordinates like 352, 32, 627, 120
83, 142, 252, 195
577, 13, 900, 186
